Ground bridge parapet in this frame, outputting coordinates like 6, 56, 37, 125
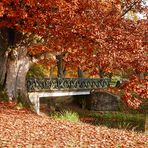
27, 78, 111, 92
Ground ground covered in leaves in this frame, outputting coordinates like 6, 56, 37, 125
0, 102, 147, 147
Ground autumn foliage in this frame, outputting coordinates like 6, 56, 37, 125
0, 0, 147, 108
108, 75, 147, 109
121, 76, 148, 109
0, 102, 147, 147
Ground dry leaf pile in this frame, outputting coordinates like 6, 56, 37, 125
0, 102, 147, 147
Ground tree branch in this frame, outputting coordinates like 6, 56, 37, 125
120, 0, 142, 18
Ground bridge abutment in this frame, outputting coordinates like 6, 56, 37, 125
28, 92, 40, 114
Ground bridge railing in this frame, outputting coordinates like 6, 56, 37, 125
26, 78, 111, 92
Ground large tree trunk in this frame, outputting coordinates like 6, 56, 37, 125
0, 28, 9, 86
5, 47, 31, 104
0, 27, 33, 105
0, 47, 32, 106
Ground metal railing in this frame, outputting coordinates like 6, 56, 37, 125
26, 78, 111, 92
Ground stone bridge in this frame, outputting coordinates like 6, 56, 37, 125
27, 78, 111, 114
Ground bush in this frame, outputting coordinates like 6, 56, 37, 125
27, 64, 49, 78
51, 110, 80, 122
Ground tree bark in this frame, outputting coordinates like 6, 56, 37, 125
5, 47, 31, 104
77, 67, 84, 78
145, 114, 148, 134
0, 49, 8, 86
0, 27, 34, 105
56, 53, 66, 78
98, 67, 104, 78
0, 27, 9, 86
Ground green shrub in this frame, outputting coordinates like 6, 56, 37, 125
27, 64, 48, 78
110, 75, 121, 87
51, 110, 80, 122
16, 92, 30, 109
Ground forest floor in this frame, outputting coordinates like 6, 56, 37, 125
0, 102, 147, 147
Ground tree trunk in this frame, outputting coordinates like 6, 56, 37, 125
0, 27, 33, 105
98, 67, 104, 78
56, 53, 66, 78
77, 67, 84, 78
140, 73, 144, 79
145, 114, 148, 134
0, 49, 8, 86
0, 28, 9, 86
5, 46, 32, 104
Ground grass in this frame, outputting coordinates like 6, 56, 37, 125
50, 110, 80, 122
117, 122, 138, 131
79, 111, 145, 132
80, 112, 145, 121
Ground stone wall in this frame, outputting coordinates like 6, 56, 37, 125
86, 91, 120, 111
